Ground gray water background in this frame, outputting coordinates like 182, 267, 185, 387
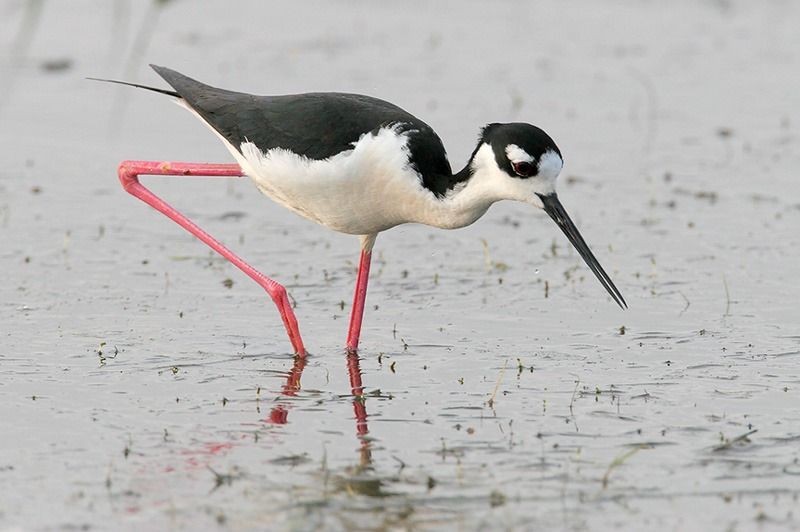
1, 1, 799, 530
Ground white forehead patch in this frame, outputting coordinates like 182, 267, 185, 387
505, 144, 533, 163
537, 150, 563, 180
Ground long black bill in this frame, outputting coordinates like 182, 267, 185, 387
538, 193, 627, 309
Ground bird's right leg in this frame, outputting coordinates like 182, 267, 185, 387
345, 234, 377, 353
117, 160, 306, 356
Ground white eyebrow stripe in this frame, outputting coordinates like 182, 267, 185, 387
537, 149, 564, 179
505, 144, 533, 163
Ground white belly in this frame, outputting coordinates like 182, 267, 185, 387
233, 127, 437, 235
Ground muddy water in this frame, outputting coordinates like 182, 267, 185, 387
1, 0, 799, 530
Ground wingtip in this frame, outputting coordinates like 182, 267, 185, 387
149, 64, 175, 77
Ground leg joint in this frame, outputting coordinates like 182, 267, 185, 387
269, 282, 288, 303
117, 161, 141, 192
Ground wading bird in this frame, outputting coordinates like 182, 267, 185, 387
99, 65, 626, 357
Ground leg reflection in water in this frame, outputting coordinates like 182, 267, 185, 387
347, 351, 372, 467
266, 352, 373, 466
267, 355, 307, 424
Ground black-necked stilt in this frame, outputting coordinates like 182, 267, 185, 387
97, 65, 626, 357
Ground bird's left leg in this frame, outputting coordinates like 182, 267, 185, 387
117, 160, 306, 356
345, 234, 377, 352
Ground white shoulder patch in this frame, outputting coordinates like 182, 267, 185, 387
505, 144, 533, 163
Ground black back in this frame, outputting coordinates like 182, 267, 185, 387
150, 65, 457, 196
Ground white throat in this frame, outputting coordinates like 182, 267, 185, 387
414, 143, 561, 229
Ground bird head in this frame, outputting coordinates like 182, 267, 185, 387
472, 122, 627, 309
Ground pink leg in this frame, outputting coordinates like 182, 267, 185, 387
346, 235, 376, 352
117, 160, 306, 356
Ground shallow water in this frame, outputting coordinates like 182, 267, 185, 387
1, 0, 799, 530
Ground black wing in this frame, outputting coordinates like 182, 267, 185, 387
150, 65, 455, 195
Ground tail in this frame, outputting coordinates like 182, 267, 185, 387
87, 76, 181, 98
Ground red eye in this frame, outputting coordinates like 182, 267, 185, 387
512, 161, 535, 177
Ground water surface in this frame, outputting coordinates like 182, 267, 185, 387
1, 1, 799, 530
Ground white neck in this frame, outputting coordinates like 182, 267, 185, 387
412, 143, 552, 229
